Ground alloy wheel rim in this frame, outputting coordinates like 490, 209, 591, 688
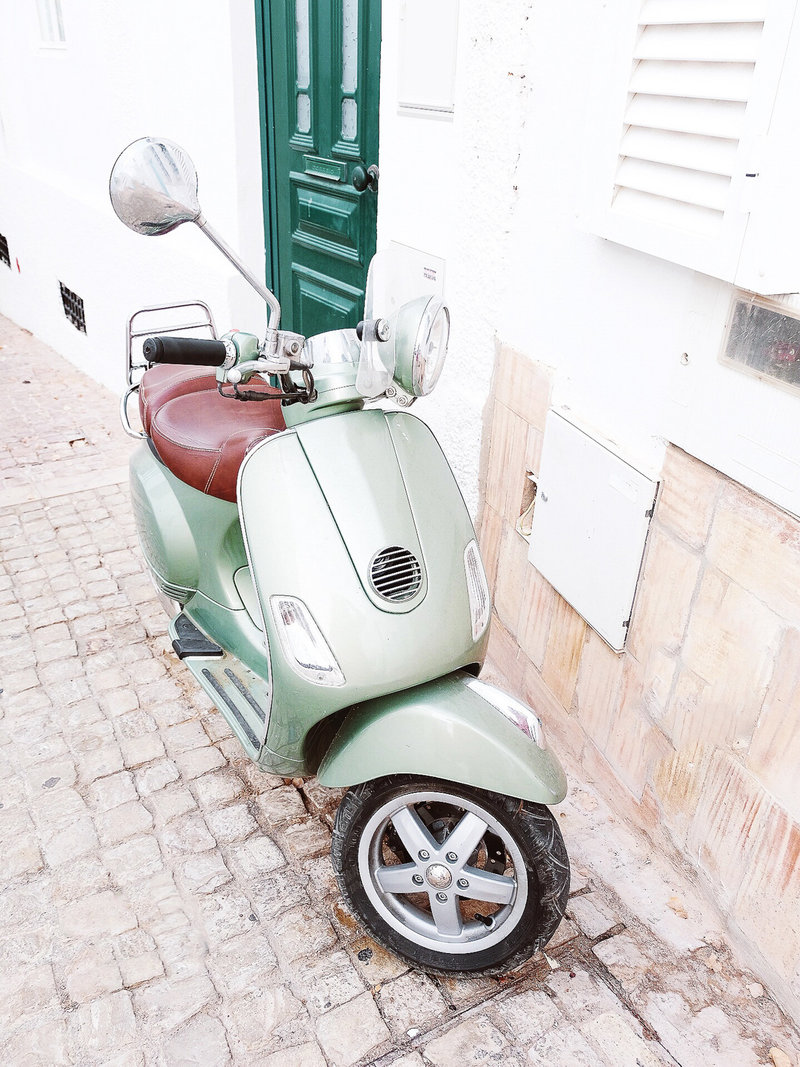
357, 789, 528, 954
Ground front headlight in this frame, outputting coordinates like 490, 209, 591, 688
393, 296, 450, 397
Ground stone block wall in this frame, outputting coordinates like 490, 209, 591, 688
479, 342, 800, 1018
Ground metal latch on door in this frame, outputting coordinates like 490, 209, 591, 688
352, 164, 379, 193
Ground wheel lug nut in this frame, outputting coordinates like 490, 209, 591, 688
436, 892, 448, 902
412, 874, 424, 886
457, 878, 469, 889
418, 850, 430, 861
445, 852, 457, 863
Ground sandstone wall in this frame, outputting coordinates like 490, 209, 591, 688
480, 342, 800, 1019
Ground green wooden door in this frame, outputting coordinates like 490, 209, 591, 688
256, 0, 381, 336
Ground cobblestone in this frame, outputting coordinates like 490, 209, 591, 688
2, 317, 800, 1065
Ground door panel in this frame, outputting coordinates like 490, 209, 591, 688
259, 0, 381, 335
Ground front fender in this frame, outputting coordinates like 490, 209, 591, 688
317, 672, 567, 805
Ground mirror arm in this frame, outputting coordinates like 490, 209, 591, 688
196, 215, 281, 334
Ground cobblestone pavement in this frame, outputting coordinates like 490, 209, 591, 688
2, 315, 799, 1067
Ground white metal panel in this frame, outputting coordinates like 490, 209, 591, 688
529, 412, 658, 652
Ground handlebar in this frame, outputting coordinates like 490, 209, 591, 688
143, 335, 227, 366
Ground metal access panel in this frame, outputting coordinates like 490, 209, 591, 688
529, 411, 658, 651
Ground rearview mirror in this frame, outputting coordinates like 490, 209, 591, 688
109, 137, 201, 236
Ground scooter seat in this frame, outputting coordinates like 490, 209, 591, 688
138, 364, 217, 435
148, 382, 285, 502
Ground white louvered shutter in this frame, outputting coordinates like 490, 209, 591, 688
587, 0, 800, 294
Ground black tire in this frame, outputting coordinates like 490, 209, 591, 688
331, 774, 570, 975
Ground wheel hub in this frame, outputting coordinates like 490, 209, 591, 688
425, 863, 452, 889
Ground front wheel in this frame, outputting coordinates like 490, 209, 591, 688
331, 775, 570, 975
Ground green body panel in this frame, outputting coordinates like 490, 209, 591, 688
317, 671, 568, 805
129, 445, 247, 609
238, 408, 488, 771
257, 0, 381, 334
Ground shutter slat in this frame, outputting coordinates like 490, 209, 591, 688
636, 22, 763, 63
640, 0, 768, 25
616, 157, 730, 211
613, 187, 723, 237
621, 127, 737, 177
625, 95, 746, 140
630, 59, 754, 101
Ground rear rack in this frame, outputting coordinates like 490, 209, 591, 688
120, 300, 218, 439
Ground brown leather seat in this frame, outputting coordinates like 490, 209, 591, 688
141, 366, 286, 502
139, 364, 217, 434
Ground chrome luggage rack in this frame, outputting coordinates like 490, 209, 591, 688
120, 300, 218, 439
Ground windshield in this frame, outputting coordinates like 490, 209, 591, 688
356, 244, 445, 398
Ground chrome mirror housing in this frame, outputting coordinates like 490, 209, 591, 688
109, 137, 201, 236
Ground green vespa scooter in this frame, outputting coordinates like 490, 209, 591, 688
109, 137, 570, 975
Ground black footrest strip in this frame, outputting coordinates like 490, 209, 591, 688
172, 613, 224, 659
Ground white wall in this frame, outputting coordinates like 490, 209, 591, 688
378, 0, 800, 518
0, 0, 266, 393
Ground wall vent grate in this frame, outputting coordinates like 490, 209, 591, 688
0, 233, 9, 269
59, 282, 87, 333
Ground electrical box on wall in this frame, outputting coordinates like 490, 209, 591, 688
529, 411, 658, 652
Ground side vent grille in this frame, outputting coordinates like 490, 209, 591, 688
613, 1, 766, 237
369, 546, 423, 603
60, 281, 87, 333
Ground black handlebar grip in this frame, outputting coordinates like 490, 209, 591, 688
142, 335, 228, 366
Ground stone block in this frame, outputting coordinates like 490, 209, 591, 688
70, 991, 137, 1056
584, 1011, 667, 1067
290, 947, 364, 1016
135, 758, 180, 796
204, 802, 258, 844
494, 523, 530, 635
41, 815, 99, 866
259, 1045, 325, 1067
542, 594, 587, 710
133, 975, 215, 1033
104, 835, 163, 886
423, 1015, 511, 1066
120, 732, 165, 768
119, 950, 164, 988
64, 950, 123, 1003
527, 1024, 605, 1066
96, 799, 154, 846
574, 626, 624, 750
494, 344, 552, 429
280, 816, 331, 859
735, 802, 800, 987
146, 784, 197, 827
161, 813, 216, 855
59, 889, 137, 938
687, 751, 768, 906
272, 904, 337, 964
228, 986, 310, 1055
208, 931, 278, 998
163, 720, 211, 758
629, 525, 702, 663
490, 988, 561, 1044
86, 770, 137, 811
485, 614, 525, 694
347, 934, 409, 984
478, 503, 504, 591
593, 933, 652, 992
707, 480, 800, 628
747, 627, 800, 821
160, 1014, 231, 1067
226, 835, 286, 882
377, 971, 448, 1037
255, 784, 309, 827
314, 991, 391, 1067
680, 572, 782, 748
197, 885, 257, 948
517, 563, 557, 672
175, 745, 227, 780
484, 400, 529, 525
176, 850, 232, 895
193, 768, 246, 809
568, 892, 622, 940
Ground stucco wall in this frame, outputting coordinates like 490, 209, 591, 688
0, 1, 266, 393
